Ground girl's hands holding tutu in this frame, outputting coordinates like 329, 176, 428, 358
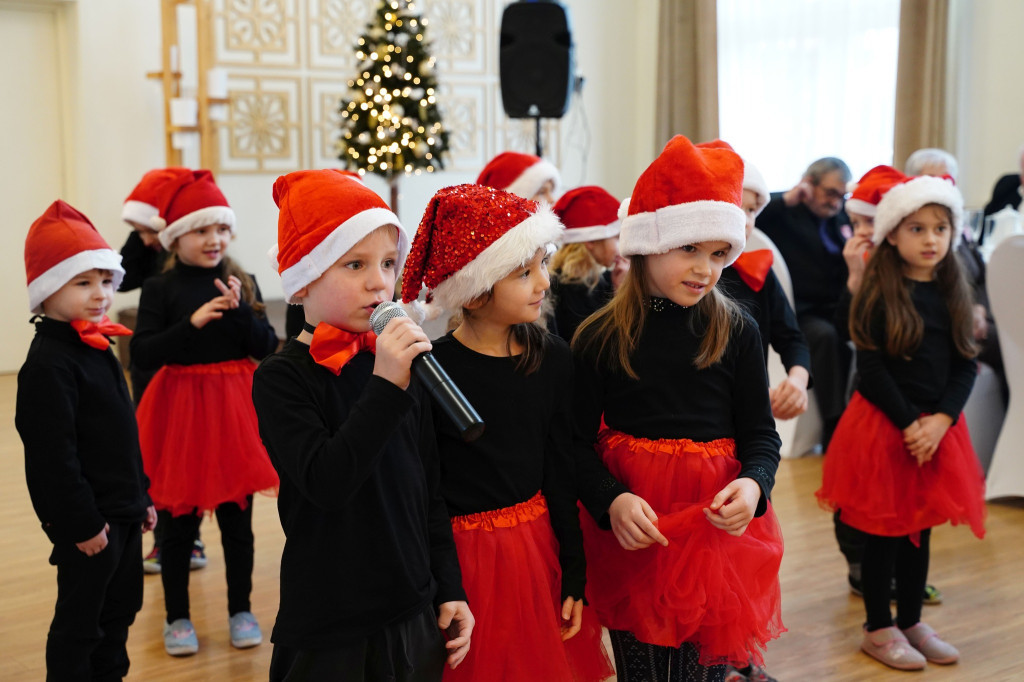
704, 478, 760, 536
559, 596, 583, 641
903, 413, 953, 465
190, 276, 242, 328
609, 492, 669, 550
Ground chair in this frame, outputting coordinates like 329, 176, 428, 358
745, 229, 822, 457
961, 361, 1005, 475
984, 234, 1024, 499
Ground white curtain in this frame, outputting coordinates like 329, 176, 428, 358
717, 0, 900, 190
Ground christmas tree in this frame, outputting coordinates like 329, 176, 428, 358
338, 0, 449, 200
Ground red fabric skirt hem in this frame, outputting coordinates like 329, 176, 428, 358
580, 430, 785, 667
137, 359, 279, 516
816, 392, 986, 539
444, 492, 614, 682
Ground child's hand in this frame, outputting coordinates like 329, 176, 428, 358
843, 234, 873, 293
142, 505, 158, 532
770, 367, 809, 420
190, 277, 243, 329
972, 303, 989, 341
608, 492, 669, 550
437, 600, 474, 669
703, 478, 760, 536
559, 596, 583, 641
372, 316, 431, 390
610, 256, 630, 290
76, 523, 110, 556
905, 413, 952, 465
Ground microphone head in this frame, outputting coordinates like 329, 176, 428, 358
369, 301, 409, 335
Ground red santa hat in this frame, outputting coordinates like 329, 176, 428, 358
619, 135, 746, 265
741, 158, 770, 216
400, 184, 563, 312
873, 174, 963, 246
25, 200, 125, 314
271, 169, 407, 304
476, 151, 560, 200
121, 167, 194, 231
844, 165, 908, 218
158, 170, 236, 249
553, 185, 621, 244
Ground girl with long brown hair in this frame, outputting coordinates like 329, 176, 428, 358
572, 136, 785, 682
817, 175, 986, 671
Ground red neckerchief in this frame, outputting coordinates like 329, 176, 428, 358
732, 249, 774, 292
70, 316, 132, 350
308, 322, 377, 375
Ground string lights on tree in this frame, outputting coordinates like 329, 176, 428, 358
337, 0, 449, 211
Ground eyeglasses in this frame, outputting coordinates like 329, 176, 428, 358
816, 185, 849, 202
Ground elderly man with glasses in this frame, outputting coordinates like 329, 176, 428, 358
756, 157, 853, 450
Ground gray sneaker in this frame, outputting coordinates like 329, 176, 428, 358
229, 611, 263, 649
163, 618, 199, 656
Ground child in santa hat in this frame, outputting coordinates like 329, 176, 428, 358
549, 185, 627, 343
400, 183, 615, 682
120, 166, 210, 575
817, 174, 985, 671
476, 151, 560, 203
252, 169, 472, 681
17, 200, 157, 680
571, 135, 785, 680
129, 169, 279, 656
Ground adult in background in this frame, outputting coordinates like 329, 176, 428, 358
982, 144, 1024, 218
755, 157, 852, 448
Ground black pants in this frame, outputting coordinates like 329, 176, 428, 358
607, 630, 726, 682
47, 521, 143, 682
862, 529, 930, 631
269, 604, 446, 682
161, 499, 253, 622
834, 511, 867, 568
798, 313, 852, 445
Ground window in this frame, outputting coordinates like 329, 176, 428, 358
717, 0, 900, 189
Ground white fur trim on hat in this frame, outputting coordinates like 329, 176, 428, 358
431, 207, 563, 310
843, 198, 877, 218
28, 249, 125, 314
122, 200, 160, 229
618, 200, 747, 265
560, 220, 621, 244
159, 205, 237, 249
741, 160, 770, 214
279, 207, 407, 304
504, 158, 560, 200
873, 175, 963, 247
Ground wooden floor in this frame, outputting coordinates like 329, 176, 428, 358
1, 371, 1022, 681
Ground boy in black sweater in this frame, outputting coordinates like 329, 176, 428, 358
252, 170, 472, 681
17, 200, 156, 681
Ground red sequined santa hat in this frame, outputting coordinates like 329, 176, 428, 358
619, 135, 746, 265
121, 167, 194, 231
476, 151, 560, 200
844, 165, 908, 218
271, 169, 407, 303
25, 200, 125, 313
158, 170, 236, 249
741, 158, 770, 216
873, 173, 963, 246
400, 184, 563, 312
553, 186, 621, 244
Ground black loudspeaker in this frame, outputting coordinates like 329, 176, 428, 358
499, 1, 574, 119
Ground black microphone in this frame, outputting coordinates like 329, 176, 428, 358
370, 302, 485, 442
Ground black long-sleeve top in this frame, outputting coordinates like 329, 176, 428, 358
756, 196, 849, 319
130, 260, 277, 370
856, 280, 977, 430
572, 300, 781, 524
16, 318, 151, 544
252, 340, 465, 647
719, 266, 812, 376
118, 231, 170, 292
550, 271, 614, 343
429, 332, 585, 600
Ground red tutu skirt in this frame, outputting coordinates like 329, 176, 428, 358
816, 391, 986, 539
445, 492, 614, 682
579, 430, 784, 667
137, 359, 279, 516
